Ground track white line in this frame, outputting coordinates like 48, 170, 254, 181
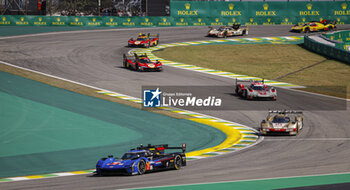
285, 87, 350, 102
0, 60, 121, 94
264, 138, 350, 141
124, 171, 350, 190
0, 26, 204, 40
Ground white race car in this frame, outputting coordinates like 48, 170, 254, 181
207, 24, 248, 38
260, 110, 303, 136
235, 79, 277, 100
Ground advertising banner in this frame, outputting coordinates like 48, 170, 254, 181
0, 2, 349, 28
171, 1, 350, 25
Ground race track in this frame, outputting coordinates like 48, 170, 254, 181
0, 25, 350, 190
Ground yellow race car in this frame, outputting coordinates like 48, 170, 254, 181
290, 20, 336, 33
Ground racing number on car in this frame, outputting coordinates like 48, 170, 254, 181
146, 162, 152, 171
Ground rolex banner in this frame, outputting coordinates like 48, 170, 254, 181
171, 1, 350, 25
0, 2, 349, 27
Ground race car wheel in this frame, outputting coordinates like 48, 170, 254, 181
124, 61, 128, 69
304, 28, 310, 33
138, 160, 146, 175
174, 155, 182, 170
135, 64, 139, 71
235, 86, 239, 94
243, 90, 247, 98
97, 169, 104, 176
328, 26, 333, 31
293, 126, 299, 136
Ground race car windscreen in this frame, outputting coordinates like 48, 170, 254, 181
273, 117, 290, 123
139, 59, 151, 63
137, 37, 146, 41
252, 86, 266, 90
122, 152, 145, 160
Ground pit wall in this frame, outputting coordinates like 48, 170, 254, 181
0, 1, 349, 27
303, 31, 350, 64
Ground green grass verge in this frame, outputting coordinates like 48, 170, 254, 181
153, 44, 350, 99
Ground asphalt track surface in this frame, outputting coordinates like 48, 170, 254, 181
0, 25, 350, 190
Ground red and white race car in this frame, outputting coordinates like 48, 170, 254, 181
235, 79, 277, 100
123, 53, 162, 72
128, 33, 159, 48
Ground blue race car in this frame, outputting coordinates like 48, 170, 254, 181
96, 144, 186, 176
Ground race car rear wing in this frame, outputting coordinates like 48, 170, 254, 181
123, 53, 149, 60
148, 33, 159, 38
123, 53, 136, 60
133, 143, 186, 153
235, 79, 264, 85
134, 53, 149, 61
268, 110, 303, 115
208, 24, 248, 30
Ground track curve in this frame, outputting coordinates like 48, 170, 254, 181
0, 25, 350, 190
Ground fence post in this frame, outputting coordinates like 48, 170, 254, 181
49, 0, 52, 16
98, 0, 101, 16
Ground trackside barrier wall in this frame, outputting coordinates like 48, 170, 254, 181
303, 35, 350, 64
0, 2, 349, 27
171, 1, 350, 25
323, 31, 350, 41
323, 31, 350, 51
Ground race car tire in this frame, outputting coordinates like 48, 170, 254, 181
235, 86, 239, 94
138, 160, 146, 175
290, 127, 299, 136
328, 26, 333, 31
123, 61, 128, 69
135, 64, 140, 71
304, 28, 310, 33
174, 155, 182, 170
243, 90, 247, 98
97, 169, 104, 176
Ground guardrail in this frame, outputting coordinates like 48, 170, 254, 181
323, 31, 350, 42
171, 1, 350, 25
322, 31, 350, 51
303, 34, 350, 64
